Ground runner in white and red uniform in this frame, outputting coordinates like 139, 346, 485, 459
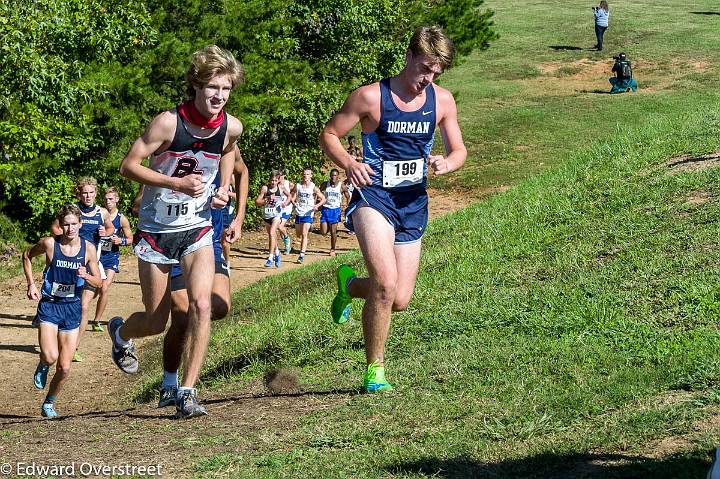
111, 45, 244, 419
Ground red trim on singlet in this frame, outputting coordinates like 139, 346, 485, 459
178, 101, 225, 130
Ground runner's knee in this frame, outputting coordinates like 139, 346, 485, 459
371, 277, 397, 305
211, 295, 230, 320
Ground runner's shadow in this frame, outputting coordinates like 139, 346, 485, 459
0, 344, 38, 354
549, 45, 582, 50
580, 89, 611, 94
667, 153, 720, 168
387, 451, 710, 478
690, 11, 720, 15
0, 313, 34, 321
202, 388, 360, 406
113, 280, 141, 286
0, 322, 36, 329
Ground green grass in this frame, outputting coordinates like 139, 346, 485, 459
126, 1, 720, 477
131, 108, 720, 477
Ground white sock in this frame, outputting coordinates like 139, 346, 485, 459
162, 370, 178, 389
114, 326, 130, 347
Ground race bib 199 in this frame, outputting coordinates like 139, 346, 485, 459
52, 282, 75, 298
382, 158, 424, 188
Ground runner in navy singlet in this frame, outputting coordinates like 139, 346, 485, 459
24, 204, 102, 417
320, 26, 467, 392
112, 45, 244, 419
51, 177, 114, 361
91, 187, 133, 332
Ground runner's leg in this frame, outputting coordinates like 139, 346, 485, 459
46, 328, 80, 400
119, 259, 172, 340
93, 269, 116, 326
178, 245, 214, 387
351, 207, 397, 366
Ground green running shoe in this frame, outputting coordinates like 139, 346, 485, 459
72, 350, 82, 362
331, 264, 356, 324
363, 361, 394, 393
90, 321, 104, 332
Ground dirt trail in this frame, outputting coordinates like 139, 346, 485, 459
0, 189, 479, 475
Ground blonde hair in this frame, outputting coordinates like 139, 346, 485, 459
186, 45, 244, 99
105, 186, 120, 198
56, 204, 82, 224
408, 26, 455, 71
75, 176, 97, 193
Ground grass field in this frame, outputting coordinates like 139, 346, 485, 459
128, 1, 720, 477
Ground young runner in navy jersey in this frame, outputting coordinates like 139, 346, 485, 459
256, 171, 290, 268
24, 204, 103, 417
51, 177, 114, 362
320, 26, 467, 392
91, 187, 133, 332
112, 45, 243, 419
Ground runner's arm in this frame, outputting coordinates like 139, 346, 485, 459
111, 214, 134, 245
255, 185, 269, 206
49, 219, 62, 236
428, 88, 467, 175
320, 86, 377, 186
313, 187, 326, 210
99, 207, 116, 237
226, 146, 249, 243
23, 238, 51, 299
215, 116, 244, 207
79, 242, 103, 289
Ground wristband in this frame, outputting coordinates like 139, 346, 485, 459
120, 238, 127, 246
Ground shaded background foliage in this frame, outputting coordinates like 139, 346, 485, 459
0, 0, 497, 239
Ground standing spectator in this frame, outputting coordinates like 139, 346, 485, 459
593, 1, 609, 51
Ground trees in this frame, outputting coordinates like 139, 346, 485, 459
0, 0, 497, 238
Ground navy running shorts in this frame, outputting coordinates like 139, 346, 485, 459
345, 185, 428, 244
33, 299, 82, 332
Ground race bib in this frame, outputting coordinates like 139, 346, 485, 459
100, 237, 113, 252
154, 198, 196, 227
264, 199, 282, 218
382, 158, 424, 188
51, 282, 75, 298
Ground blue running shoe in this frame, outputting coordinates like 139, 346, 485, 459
297, 253, 305, 264
158, 385, 177, 408
41, 402, 58, 418
264, 258, 273, 268
274, 254, 281, 268
175, 388, 208, 419
108, 316, 139, 374
34, 362, 49, 390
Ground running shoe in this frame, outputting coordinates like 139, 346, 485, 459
363, 361, 394, 393
331, 264, 355, 324
297, 254, 305, 264
175, 388, 208, 419
708, 447, 720, 479
329, 250, 336, 258
264, 258, 273, 268
274, 254, 281, 268
41, 402, 58, 418
33, 362, 49, 390
108, 316, 139, 374
283, 235, 291, 255
72, 350, 82, 362
90, 321, 104, 332
158, 385, 177, 408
